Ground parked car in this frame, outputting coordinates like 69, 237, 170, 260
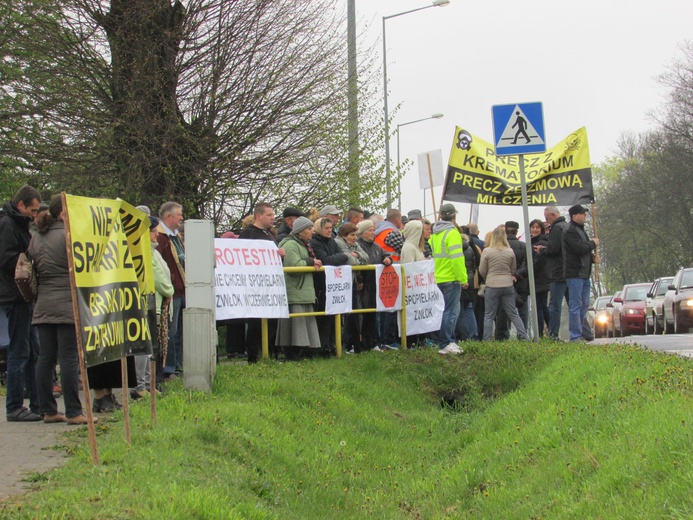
644, 276, 674, 334
606, 291, 622, 337
662, 267, 693, 334
590, 295, 612, 338
610, 283, 650, 336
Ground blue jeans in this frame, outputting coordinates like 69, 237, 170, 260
437, 282, 461, 345
566, 278, 591, 341
456, 301, 478, 341
483, 286, 528, 340
165, 295, 185, 374
548, 281, 569, 338
1, 302, 39, 416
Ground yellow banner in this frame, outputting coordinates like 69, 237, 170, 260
65, 194, 153, 365
443, 127, 594, 206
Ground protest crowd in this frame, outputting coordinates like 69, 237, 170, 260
1, 184, 600, 424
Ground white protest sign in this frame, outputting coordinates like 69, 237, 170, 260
214, 239, 289, 319
324, 265, 352, 315
399, 260, 444, 335
417, 149, 444, 189
375, 264, 402, 312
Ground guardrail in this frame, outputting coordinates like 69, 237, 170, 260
259, 264, 409, 359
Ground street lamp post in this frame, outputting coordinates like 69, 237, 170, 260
382, 0, 450, 209
396, 113, 444, 209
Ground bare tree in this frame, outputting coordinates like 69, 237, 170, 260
1, 0, 387, 224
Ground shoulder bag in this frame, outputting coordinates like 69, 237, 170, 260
15, 252, 38, 302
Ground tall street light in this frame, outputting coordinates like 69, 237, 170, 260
383, 0, 450, 209
396, 113, 444, 209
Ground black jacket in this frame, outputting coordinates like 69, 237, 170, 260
562, 221, 596, 279
507, 234, 529, 295
543, 216, 568, 282
0, 201, 33, 305
239, 224, 275, 242
530, 233, 550, 292
310, 234, 349, 266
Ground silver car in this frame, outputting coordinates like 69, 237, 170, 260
645, 276, 674, 334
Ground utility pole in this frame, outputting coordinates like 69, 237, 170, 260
347, 0, 359, 206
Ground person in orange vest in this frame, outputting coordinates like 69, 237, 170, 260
373, 209, 404, 263
373, 209, 404, 347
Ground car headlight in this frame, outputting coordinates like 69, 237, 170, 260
681, 300, 693, 308
597, 315, 608, 324
625, 309, 642, 315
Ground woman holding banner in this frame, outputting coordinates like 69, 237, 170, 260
29, 195, 95, 425
277, 217, 323, 360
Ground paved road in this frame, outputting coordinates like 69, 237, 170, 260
591, 333, 693, 358
0, 396, 68, 501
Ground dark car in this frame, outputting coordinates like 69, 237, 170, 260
662, 267, 693, 334
644, 276, 674, 335
610, 283, 650, 336
606, 290, 622, 338
590, 295, 612, 339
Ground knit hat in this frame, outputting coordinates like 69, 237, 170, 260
291, 216, 314, 235
356, 220, 374, 235
148, 215, 160, 230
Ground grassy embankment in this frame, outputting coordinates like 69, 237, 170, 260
1, 340, 693, 519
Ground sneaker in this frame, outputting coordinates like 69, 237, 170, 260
371, 346, 383, 352
383, 343, 400, 350
52, 385, 63, 397
424, 339, 438, 349
43, 413, 67, 424
345, 348, 355, 355
438, 343, 463, 355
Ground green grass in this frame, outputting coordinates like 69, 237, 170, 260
2, 341, 693, 519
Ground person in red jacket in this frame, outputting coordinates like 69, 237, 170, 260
156, 201, 185, 379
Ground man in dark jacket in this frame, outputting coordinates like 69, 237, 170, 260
495, 221, 528, 340
562, 205, 600, 342
542, 205, 569, 340
0, 185, 42, 421
239, 203, 285, 362
275, 207, 303, 244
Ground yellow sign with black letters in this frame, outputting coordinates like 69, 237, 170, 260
443, 126, 594, 206
65, 194, 153, 366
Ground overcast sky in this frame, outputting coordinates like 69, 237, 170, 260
355, 0, 692, 235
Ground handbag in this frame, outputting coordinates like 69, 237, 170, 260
14, 252, 38, 302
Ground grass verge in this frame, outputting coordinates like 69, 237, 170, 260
1, 340, 692, 519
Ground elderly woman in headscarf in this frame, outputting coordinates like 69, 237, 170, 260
355, 219, 393, 351
277, 217, 323, 360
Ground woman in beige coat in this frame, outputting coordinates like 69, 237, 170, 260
478, 226, 528, 341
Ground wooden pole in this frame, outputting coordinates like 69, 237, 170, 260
149, 357, 157, 426
121, 357, 131, 445
426, 153, 437, 218
62, 192, 99, 465
590, 203, 601, 294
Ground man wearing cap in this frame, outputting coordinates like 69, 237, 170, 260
430, 203, 468, 355
407, 209, 422, 222
276, 207, 303, 243
562, 204, 600, 342
319, 205, 341, 236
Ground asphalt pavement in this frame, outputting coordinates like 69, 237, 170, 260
0, 395, 68, 501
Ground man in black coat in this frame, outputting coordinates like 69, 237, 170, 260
0, 185, 42, 421
562, 205, 600, 342
239, 203, 285, 362
542, 205, 570, 340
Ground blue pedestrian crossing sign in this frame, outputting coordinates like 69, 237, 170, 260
492, 102, 546, 156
